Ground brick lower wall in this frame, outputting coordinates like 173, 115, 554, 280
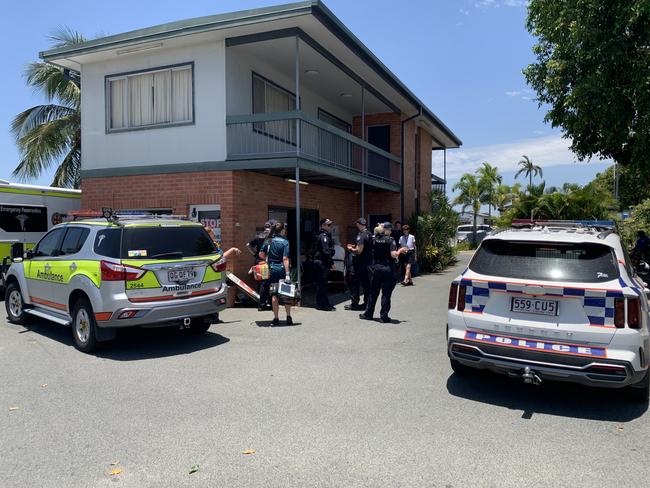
82, 170, 366, 292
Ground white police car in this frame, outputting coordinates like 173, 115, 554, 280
447, 220, 650, 402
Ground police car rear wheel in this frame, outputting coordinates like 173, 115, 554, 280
450, 358, 473, 375
72, 298, 98, 353
628, 371, 649, 403
5, 283, 27, 325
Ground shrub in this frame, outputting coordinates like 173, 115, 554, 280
408, 191, 459, 273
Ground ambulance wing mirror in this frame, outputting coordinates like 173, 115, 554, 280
23, 249, 34, 260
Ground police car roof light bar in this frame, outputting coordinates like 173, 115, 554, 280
511, 219, 616, 231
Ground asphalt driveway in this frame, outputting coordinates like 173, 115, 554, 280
1, 252, 648, 487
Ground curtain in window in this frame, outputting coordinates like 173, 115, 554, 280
153, 71, 171, 124
129, 73, 154, 127
109, 79, 126, 129
172, 68, 192, 122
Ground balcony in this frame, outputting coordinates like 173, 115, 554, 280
226, 111, 401, 191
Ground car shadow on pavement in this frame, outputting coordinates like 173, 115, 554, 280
96, 328, 230, 361
16, 320, 230, 361
446, 371, 648, 422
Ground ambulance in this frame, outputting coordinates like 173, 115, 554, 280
0, 180, 81, 287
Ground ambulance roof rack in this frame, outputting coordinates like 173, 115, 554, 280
67, 209, 188, 224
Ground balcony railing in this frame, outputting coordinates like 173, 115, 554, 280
226, 111, 401, 185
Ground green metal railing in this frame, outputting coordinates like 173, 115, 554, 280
226, 111, 401, 185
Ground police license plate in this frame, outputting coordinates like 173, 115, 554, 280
168, 269, 197, 282
511, 296, 558, 316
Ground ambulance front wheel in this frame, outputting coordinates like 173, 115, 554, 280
5, 282, 28, 325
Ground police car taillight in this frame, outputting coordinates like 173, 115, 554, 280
628, 298, 641, 329
614, 298, 625, 328
614, 297, 641, 329
457, 285, 466, 312
100, 261, 145, 281
448, 283, 458, 309
211, 258, 227, 272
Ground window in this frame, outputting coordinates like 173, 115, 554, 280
94, 229, 122, 258
252, 73, 296, 143
121, 226, 216, 259
107, 64, 193, 131
253, 73, 296, 114
469, 240, 619, 283
34, 228, 66, 257
60, 227, 90, 256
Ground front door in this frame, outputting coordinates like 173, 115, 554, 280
26, 227, 67, 312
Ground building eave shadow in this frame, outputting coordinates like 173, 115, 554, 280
446, 370, 648, 422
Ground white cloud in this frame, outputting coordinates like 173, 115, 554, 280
459, 8, 471, 15
533, 130, 544, 135
445, 134, 610, 179
505, 90, 521, 97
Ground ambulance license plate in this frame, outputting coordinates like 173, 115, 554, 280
168, 269, 197, 282
511, 297, 558, 316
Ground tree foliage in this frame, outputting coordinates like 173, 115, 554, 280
524, 0, 650, 173
409, 191, 459, 272
11, 28, 85, 188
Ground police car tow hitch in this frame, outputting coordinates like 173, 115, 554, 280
180, 317, 191, 329
521, 366, 542, 386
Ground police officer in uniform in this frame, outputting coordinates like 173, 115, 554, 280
360, 222, 405, 323
312, 218, 335, 311
345, 218, 372, 310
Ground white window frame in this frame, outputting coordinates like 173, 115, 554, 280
105, 62, 194, 133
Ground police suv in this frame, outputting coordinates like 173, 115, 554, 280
4, 212, 228, 352
447, 221, 650, 402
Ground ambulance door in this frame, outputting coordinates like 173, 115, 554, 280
26, 227, 66, 312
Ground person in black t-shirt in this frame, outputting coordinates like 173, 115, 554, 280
345, 217, 372, 310
312, 218, 335, 311
360, 222, 406, 323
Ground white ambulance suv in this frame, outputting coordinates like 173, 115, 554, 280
447, 221, 650, 402
4, 212, 228, 353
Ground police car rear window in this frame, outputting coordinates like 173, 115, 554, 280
469, 240, 620, 283
121, 226, 216, 259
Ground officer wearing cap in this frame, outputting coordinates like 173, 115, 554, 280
345, 217, 372, 310
360, 222, 405, 323
312, 218, 335, 311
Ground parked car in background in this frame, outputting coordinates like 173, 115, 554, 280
4, 212, 228, 352
456, 224, 492, 245
447, 220, 650, 402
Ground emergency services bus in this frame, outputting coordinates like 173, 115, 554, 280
0, 180, 81, 285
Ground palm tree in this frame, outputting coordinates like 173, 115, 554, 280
453, 174, 484, 244
11, 28, 85, 188
493, 184, 516, 214
514, 155, 543, 193
477, 162, 502, 221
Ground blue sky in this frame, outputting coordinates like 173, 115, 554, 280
0, 0, 611, 193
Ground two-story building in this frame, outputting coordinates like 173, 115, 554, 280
40, 1, 461, 284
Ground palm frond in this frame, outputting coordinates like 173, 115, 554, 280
47, 26, 87, 48
13, 115, 77, 180
51, 143, 81, 188
24, 62, 80, 106
11, 104, 77, 139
